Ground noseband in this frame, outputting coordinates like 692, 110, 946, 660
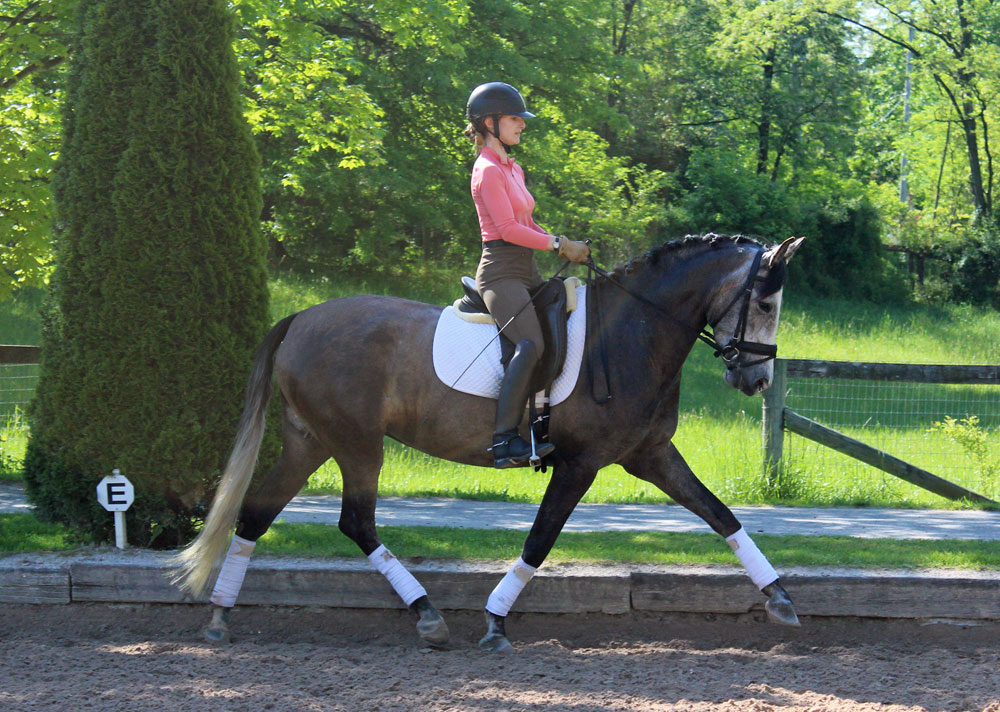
588, 246, 777, 372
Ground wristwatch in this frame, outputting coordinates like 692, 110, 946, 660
551, 236, 562, 253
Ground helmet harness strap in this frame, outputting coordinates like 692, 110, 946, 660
490, 116, 512, 153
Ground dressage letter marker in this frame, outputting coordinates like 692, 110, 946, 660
96, 469, 134, 549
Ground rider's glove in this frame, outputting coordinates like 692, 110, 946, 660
557, 238, 591, 264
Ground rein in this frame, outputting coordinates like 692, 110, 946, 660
586, 247, 778, 372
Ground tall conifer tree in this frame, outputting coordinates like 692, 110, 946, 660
25, 0, 269, 546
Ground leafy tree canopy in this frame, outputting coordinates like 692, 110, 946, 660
3, 0, 999, 303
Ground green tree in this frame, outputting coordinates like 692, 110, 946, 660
230, 0, 469, 267
826, 0, 999, 219
24, 0, 269, 546
226, 0, 665, 272
671, 0, 862, 185
0, 0, 74, 299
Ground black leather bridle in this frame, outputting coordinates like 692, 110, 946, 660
587, 246, 778, 372
701, 247, 778, 369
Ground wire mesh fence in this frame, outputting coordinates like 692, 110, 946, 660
779, 362, 1000, 500
0, 362, 38, 424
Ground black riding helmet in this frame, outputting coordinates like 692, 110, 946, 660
466, 82, 535, 150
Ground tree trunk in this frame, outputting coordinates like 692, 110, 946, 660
756, 45, 776, 176
955, 0, 990, 216
604, 0, 639, 146
960, 110, 988, 216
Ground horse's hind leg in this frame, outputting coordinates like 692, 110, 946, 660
203, 413, 330, 644
622, 442, 800, 626
335, 444, 449, 647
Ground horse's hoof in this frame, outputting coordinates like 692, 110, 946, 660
765, 598, 801, 626
416, 614, 450, 646
409, 596, 450, 646
762, 581, 801, 627
204, 625, 232, 645
480, 610, 513, 651
204, 604, 233, 644
478, 632, 514, 652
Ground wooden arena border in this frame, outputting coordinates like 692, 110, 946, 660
762, 358, 999, 505
3, 552, 1000, 621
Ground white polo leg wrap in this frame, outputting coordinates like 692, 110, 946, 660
486, 557, 537, 617
367, 545, 427, 606
210, 535, 256, 608
726, 527, 778, 590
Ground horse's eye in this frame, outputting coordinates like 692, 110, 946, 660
758, 301, 774, 314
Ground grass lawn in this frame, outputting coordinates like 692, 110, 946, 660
3, 514, 999, 570
2, 271, 999, 507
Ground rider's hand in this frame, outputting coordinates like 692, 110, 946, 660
558, 238, 591, 264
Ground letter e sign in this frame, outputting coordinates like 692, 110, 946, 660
97, 471, 135, 512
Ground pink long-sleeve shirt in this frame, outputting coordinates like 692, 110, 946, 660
471, 147, 552, 251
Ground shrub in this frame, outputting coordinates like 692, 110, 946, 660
929, 416, 998, 496
24, 0, 269, 547
675, 148, 903, 301
949, 219, 1000, 309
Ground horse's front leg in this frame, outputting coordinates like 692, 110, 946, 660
622, 443, 800, 626
480, 459, 598, 652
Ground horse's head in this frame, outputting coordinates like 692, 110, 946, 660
709, 236, 805, 396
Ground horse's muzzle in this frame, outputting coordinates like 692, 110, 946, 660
725, 367, 771, 396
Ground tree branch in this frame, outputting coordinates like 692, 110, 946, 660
0, 0, 42, 29
870, 0, 959, 54
0, 55, 63, 92
615, 0, 639, 56
675, 114, 748, 127
0, 1, 56, 44
817, 10, 922, 57
313, 13, 392, 49
978, 94, 993, 213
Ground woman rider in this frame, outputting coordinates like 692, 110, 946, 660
464, 82, 591, 468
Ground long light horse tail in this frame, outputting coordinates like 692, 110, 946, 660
169, 312, 299, 597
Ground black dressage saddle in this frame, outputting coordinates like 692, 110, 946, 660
455, 275, 571, 394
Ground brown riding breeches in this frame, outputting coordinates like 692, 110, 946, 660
475, 240, 545, 358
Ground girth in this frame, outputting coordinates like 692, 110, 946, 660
455, 275, 573, 393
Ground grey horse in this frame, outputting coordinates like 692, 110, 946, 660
170, 233, 805, 650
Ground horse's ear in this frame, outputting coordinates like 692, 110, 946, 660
767, 236, 805, 267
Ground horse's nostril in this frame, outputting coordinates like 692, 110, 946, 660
755, 378, 770, 393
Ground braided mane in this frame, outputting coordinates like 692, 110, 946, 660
604, 233, 764, 281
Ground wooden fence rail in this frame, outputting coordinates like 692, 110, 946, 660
783, 358, 1000, 385
0, 345, 41, 365
763, 359, 998, 504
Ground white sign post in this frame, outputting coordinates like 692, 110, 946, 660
96, 469, 134, 549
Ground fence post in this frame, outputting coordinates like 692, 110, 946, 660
762, 358, 787, 474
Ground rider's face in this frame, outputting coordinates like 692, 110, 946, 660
496, 115, 525, 146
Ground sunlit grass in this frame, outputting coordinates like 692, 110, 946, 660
779, 295, 1000, 365
257, 523, 1000, 569
4, 513, 997, 570
2, 275, 999, 509
0, 513, 75, 552
299, 415, 998, 510
269, 266, 458, 321
0, 286, 45, 345
0, 409, 28, 482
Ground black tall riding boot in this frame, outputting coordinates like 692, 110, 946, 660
491, 339, 556, 468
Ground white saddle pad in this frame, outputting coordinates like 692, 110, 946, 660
432, 284, 587, 406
